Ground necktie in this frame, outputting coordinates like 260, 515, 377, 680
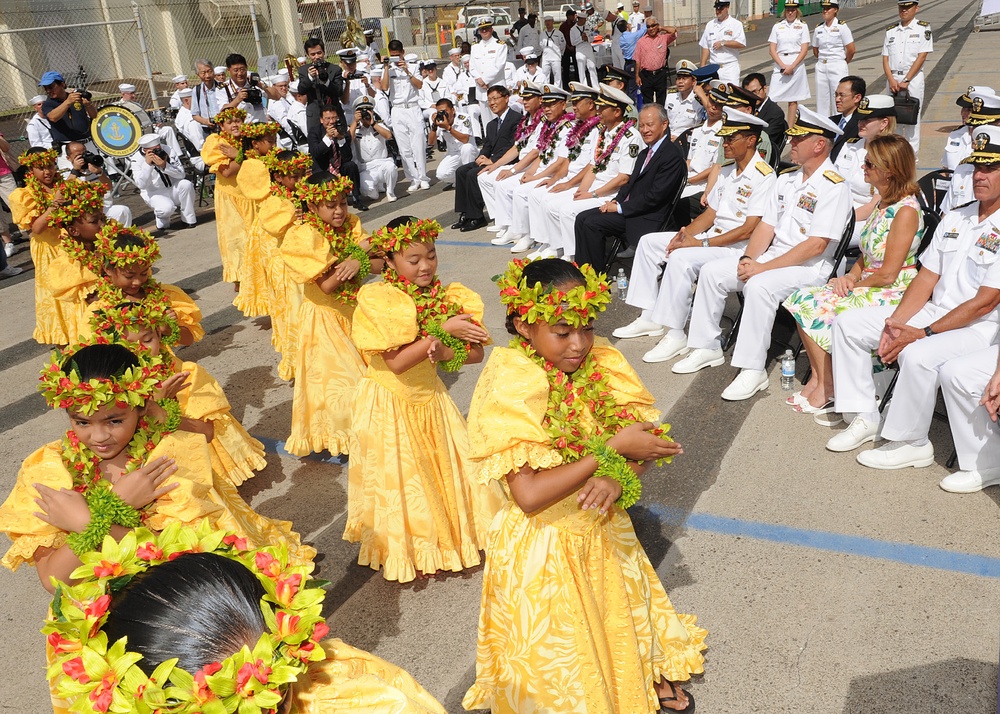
641, 148, 655, 172
838, 116, 848, 130
155, 167, 172, 188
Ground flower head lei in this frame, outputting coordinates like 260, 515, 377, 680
44, 520, 330, 714
261, 151, 313, 177
369, 218, 442, 255
20, 147, 59, 168
98, 222, 161, 270
296, 174, 353, 205
240, 121, 281, 141
496, 258, 611, 328
48, 179, 107, 230
91, 298, 180, 349
214, 107, 248, 125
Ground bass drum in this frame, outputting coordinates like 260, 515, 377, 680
91, 105, 143, 157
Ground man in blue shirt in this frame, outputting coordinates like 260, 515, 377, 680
617, 19, 646, 102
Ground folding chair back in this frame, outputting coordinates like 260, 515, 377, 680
916, 169, 951, 216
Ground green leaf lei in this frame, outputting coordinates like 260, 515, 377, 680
301, 213, 370, 303
24, 174, 54, 212
94, 280, 182, 347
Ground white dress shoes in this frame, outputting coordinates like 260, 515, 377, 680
491, 227, 515, 245
612, 318, 665, 340
856, 441, 934, 470
825, 416, 880, 452
642, 335, 689, 363
486, 223, 502, 232
721, 369, 768, 401
939, 467, 1000, 493
526, 246, 559, 260
510, 235, 534, 253
672, 348, 725, 374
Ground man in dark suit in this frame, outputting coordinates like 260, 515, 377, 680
452, 85, 522, 231
829, 75, 865, 161
742, 72, 787, 154
574, 103, 685, 272
308, 106, 366, 209
298, 37, 346, 133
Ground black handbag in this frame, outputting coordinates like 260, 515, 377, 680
893, 89, 920, 126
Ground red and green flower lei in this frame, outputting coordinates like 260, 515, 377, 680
301, 213, 370, 303
565, 115, 602, 162
536, 112, 575, 163
593, 118, 636, 175
515, 110, 544, 150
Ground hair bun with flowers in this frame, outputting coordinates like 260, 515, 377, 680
98, 222, 161, 269
496, 259, 611, 327
48, 179, 107, 229
38, 342, 168, 415
214, 107, 248, 125
295, 174, 353, 204
43, 520, 329, 714
261, 151, 313, 176
240, 121, 281, 140
19, 147, 59, 168
369, 218, 442, 255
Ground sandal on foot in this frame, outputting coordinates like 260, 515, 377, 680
793, 398, 835, 415
658, 682, 695, 713
786, 391, 807, 407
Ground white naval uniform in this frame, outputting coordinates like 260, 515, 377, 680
939, 345, 1000, 473
629, 11, 645, 32
266, 94, 295, 149
508, 119, 583, 238
343, 77, 373, 115
883, 19, 933, 154
387, 62, 429, 185
832, 202, 1000, 438
940, 128, 975, 212
699, 16, 746, 85
942, 127, 973, 172
665, 90, 706, 140
169, 89, 184, 110
479, 116, 546, 227
286, 101, 310, 152
627, 159, 776, 330
683, 119, 723, 198
534, 122, 643, 257
524, 119, 603, 246
354, 124, 397, 200
812, 19, 854, 117
174, 105, 207, 171
442, 63, 464, 97
26, 114, 54, 149
471, 35, 508, 123
539, 29, 567, 88
688, 160, 852, 370
571, 25, 599, 87
768, 19, 811, 103
435, 113, 478, 184
513, 65, 546, 86
129, 152, 196, 229
516, 25, 540, 54
832, 137, 871, 208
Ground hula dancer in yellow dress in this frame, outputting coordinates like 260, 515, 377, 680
262, 150, 311, 381
9, 148, 75, 344
234, 120, 282, 317
81, 223, 203, 346
345, 216, 502, 583
201, 107, 254, 286
279, 172, 370, 456
44, 521, 446, 714
462, 259, 706, 714
90, 300, 267, 488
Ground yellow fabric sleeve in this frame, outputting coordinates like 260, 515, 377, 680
280, 222, 336, 284
175, 359, 231, 422
466, 347, 563, 484
46, 249, 97, 302
161, 282, 205, 343
260, 195, 297, 238
201, 133, 232, 173
352, 282, 418, 352
347, 213, 369, 246
236, 158, 272, 201
443, 282, 492, 346
8, 187, 41, 230
590, 339, 661, 423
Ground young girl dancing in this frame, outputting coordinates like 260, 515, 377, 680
201, 107, 253, 285
279, 172, 369, 456
234, 120, 282, 317
346, 216, 502, 583
462, 258, 706, 713
0, 342, 314, 594
82, 223, 203, 346
43, 521, 446, 714
9, 148, 72, 344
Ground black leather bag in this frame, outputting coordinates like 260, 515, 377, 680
893, 89, 920, 126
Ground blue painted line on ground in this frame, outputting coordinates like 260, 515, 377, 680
437, 240, 499, 248
256, 435, 347, 464
645, 503, 1000, 579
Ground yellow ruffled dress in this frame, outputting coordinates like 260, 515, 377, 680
345, 281, 504, 583
234, 159, 284, 317
279, 216, 367, 456
45, 245, 100, 345
288, 639, 446, 713
10, 186, 79, 345
202, 133, 256, 283
80, 281, 205, 343
265, 195, 302, 380
462, 341, 707, 713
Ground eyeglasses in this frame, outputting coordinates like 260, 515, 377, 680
721, 134, 747, 144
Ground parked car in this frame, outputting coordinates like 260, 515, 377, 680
453, 8, 513, 45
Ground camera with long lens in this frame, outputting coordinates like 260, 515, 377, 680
244, 72, 263, 106
80, 150, 104, 168
345, 71, 366, 81
312, 60, 329, 83
434, 110, 448, 125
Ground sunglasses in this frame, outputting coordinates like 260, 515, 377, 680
862, 158, 880, 170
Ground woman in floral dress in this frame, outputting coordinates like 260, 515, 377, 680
782, 134, 925, 413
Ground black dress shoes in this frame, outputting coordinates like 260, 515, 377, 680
450, 215, 468, 230
460, 217, 489, 232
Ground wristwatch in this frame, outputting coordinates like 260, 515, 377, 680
701, 236, 711, 248
923, 326, 935, 337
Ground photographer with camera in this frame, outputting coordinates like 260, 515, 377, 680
59, 141, 132, 227
129, 134, 197, 232
309, 106, 366, 209
298, 38, 347, 133
429, 98, 477, 187
217, 53, 278, 123
381, 40, 430, 192
38, 71, 96, 146
350, 96, 398, 203
337, 49, 374, 110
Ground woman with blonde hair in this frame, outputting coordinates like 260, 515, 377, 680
782, 133, 925, 415
834, 95, 899, 227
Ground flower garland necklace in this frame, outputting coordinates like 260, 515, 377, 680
60, 234, 102, 275
94, 278, 182, 346
384, 268, 472, 372
300, 213, 369, 303
593, 119, 636, 174
536, 112, 575, 163
515, 110, 544, 150
565, 115, 602, 162
25, 174, 55, 211
270, 183, 297, 201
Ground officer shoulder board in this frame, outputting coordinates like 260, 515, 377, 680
845, 137, 862, 144
667, 88, 678, 94
955, 200, 977, 210
823, 170, 845, 184
755, 160, 774, 176
886, 22, 898, 31
721, 158, 735, 167
917, 20, 930, 27
779, 165, 799, 175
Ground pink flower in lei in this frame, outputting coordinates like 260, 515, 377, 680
593, 119, 637, 175
536, 112, 575, 163
515, 110, 544, 149
566, 115, 602, 161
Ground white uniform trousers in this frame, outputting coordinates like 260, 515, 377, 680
156, 126, 183, 160
541, 56, 563, 88
831, 304, 995, 430
143, 180, 196, 229
390, 105, 429, 184
624, 231, 676, 313
483, 172, 522, 228
576, 51, 599, 87
656, 243, 745, 330
718, 61, 741, 86
554, 194, 603, 257
435, 144, 478, 184
509, 177, 547, 236
478, 98, 497, 132
939, 346, 1000, 472
814, 58, 849, 118
687, 252, 829, 370
478, 170, 506, 224
104, 202, 132, 228
886, 71, 924, 155
359, 158, 398, 199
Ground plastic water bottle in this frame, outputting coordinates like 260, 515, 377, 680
780, 349, 796, 391
616, 268, 628, 300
